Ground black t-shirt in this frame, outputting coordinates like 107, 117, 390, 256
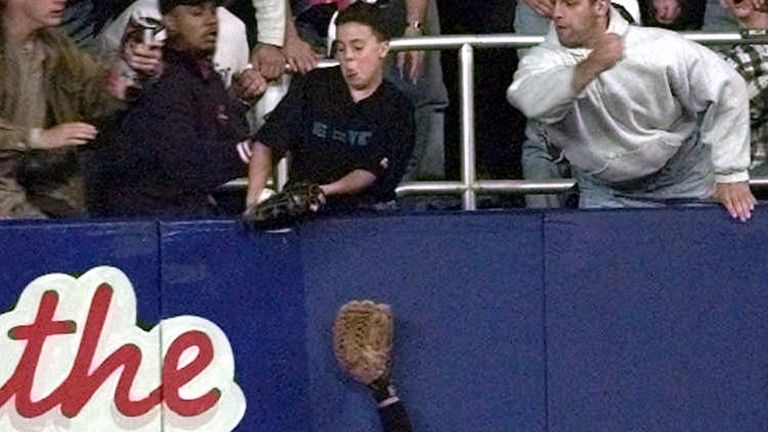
255, 66, 415, 207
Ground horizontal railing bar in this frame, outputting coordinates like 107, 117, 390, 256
386, 32, 768, 51
396, 179, 575, 196
394, 182, 467, 194
220, 178, 768, 195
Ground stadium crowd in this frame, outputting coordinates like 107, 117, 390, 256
0, 0, 765, 224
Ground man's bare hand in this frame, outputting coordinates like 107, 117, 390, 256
521, 0, 553, 18
39, 123, 98, 149
253, 44, 286, 80
588, 33, 623, 73
713, 181, 757, 222
124, 41, 163, 76
234, 67, 268, 104
283, 35, 320, 75
572, 33, 623, 92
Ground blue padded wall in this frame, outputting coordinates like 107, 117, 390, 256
159, 221, 308, 432
544, 208, 768, 432
0, 207, 766, 432
0, 220, 160, 324
298, 213, 547, 432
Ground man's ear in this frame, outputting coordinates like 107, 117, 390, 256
595, 0, 610, 17
379, 40, 390, 58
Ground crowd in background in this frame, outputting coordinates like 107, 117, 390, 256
0, 0, 764, 222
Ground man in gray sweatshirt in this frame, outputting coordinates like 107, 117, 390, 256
508, 0, 756, 221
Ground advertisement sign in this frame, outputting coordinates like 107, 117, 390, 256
0, 267, 245, 432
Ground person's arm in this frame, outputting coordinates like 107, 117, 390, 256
245, 141, 274, 207
0, 119, 98, 151
0, 32, 126, 151
233, 65, 268, 102
241, 70, 310, 209
320, 169, 377, 196
507, 40, 575, 123
249, 0, 288, 79
677, 39, 755, 220
507, 32, 623, 124
714, 182, 755, 222
252, 0, 286, 47
397, 0, 428, 84
282, 9, 320, 75
571, 33, 623, 93
251, 43, 286, 81
368, 377, 413, 432
378, 401, 413, 432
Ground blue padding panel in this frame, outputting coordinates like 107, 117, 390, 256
299, 212, 547, 432
0, 220, 160, 324
544, 208, 768, 432
159, 221, 308, 432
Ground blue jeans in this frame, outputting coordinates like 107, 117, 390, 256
521, 123, 573, 208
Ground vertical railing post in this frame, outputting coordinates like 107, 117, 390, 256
276, 158, 289, 192
459, 43, 477, 210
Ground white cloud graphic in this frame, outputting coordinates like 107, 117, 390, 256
0, 266, 246, 432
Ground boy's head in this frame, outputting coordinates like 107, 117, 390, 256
335, 2, 393, 42
333, 2, 391, 92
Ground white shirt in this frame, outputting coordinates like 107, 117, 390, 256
98, 0, 286, 84
507, 9, 750, 184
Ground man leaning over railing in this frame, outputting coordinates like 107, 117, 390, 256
508, 0, 756, 221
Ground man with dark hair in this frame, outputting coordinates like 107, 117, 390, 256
0, 0, 158, 218
508, 0, 756, 221
241, 2, 415, 219
90, 0, 252, 216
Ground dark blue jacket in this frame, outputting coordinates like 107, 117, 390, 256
89, 49, 248, 217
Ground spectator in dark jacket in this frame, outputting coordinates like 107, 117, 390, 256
89, 0, 253, 217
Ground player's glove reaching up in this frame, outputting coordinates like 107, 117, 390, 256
333, 300, 394, 385
242, 182, 326, 230
333, 300, 413, 432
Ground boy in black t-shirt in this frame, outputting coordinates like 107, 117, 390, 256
241, 2, 415, 212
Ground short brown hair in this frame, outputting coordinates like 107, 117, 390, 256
336, 2, 392, 41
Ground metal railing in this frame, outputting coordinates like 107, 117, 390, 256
226, 32, 768, 209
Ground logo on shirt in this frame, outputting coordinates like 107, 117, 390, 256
312, 121, 372, 147
0, 266, 245, 432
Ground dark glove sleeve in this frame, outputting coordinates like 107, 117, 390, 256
379, 401, 413, 432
